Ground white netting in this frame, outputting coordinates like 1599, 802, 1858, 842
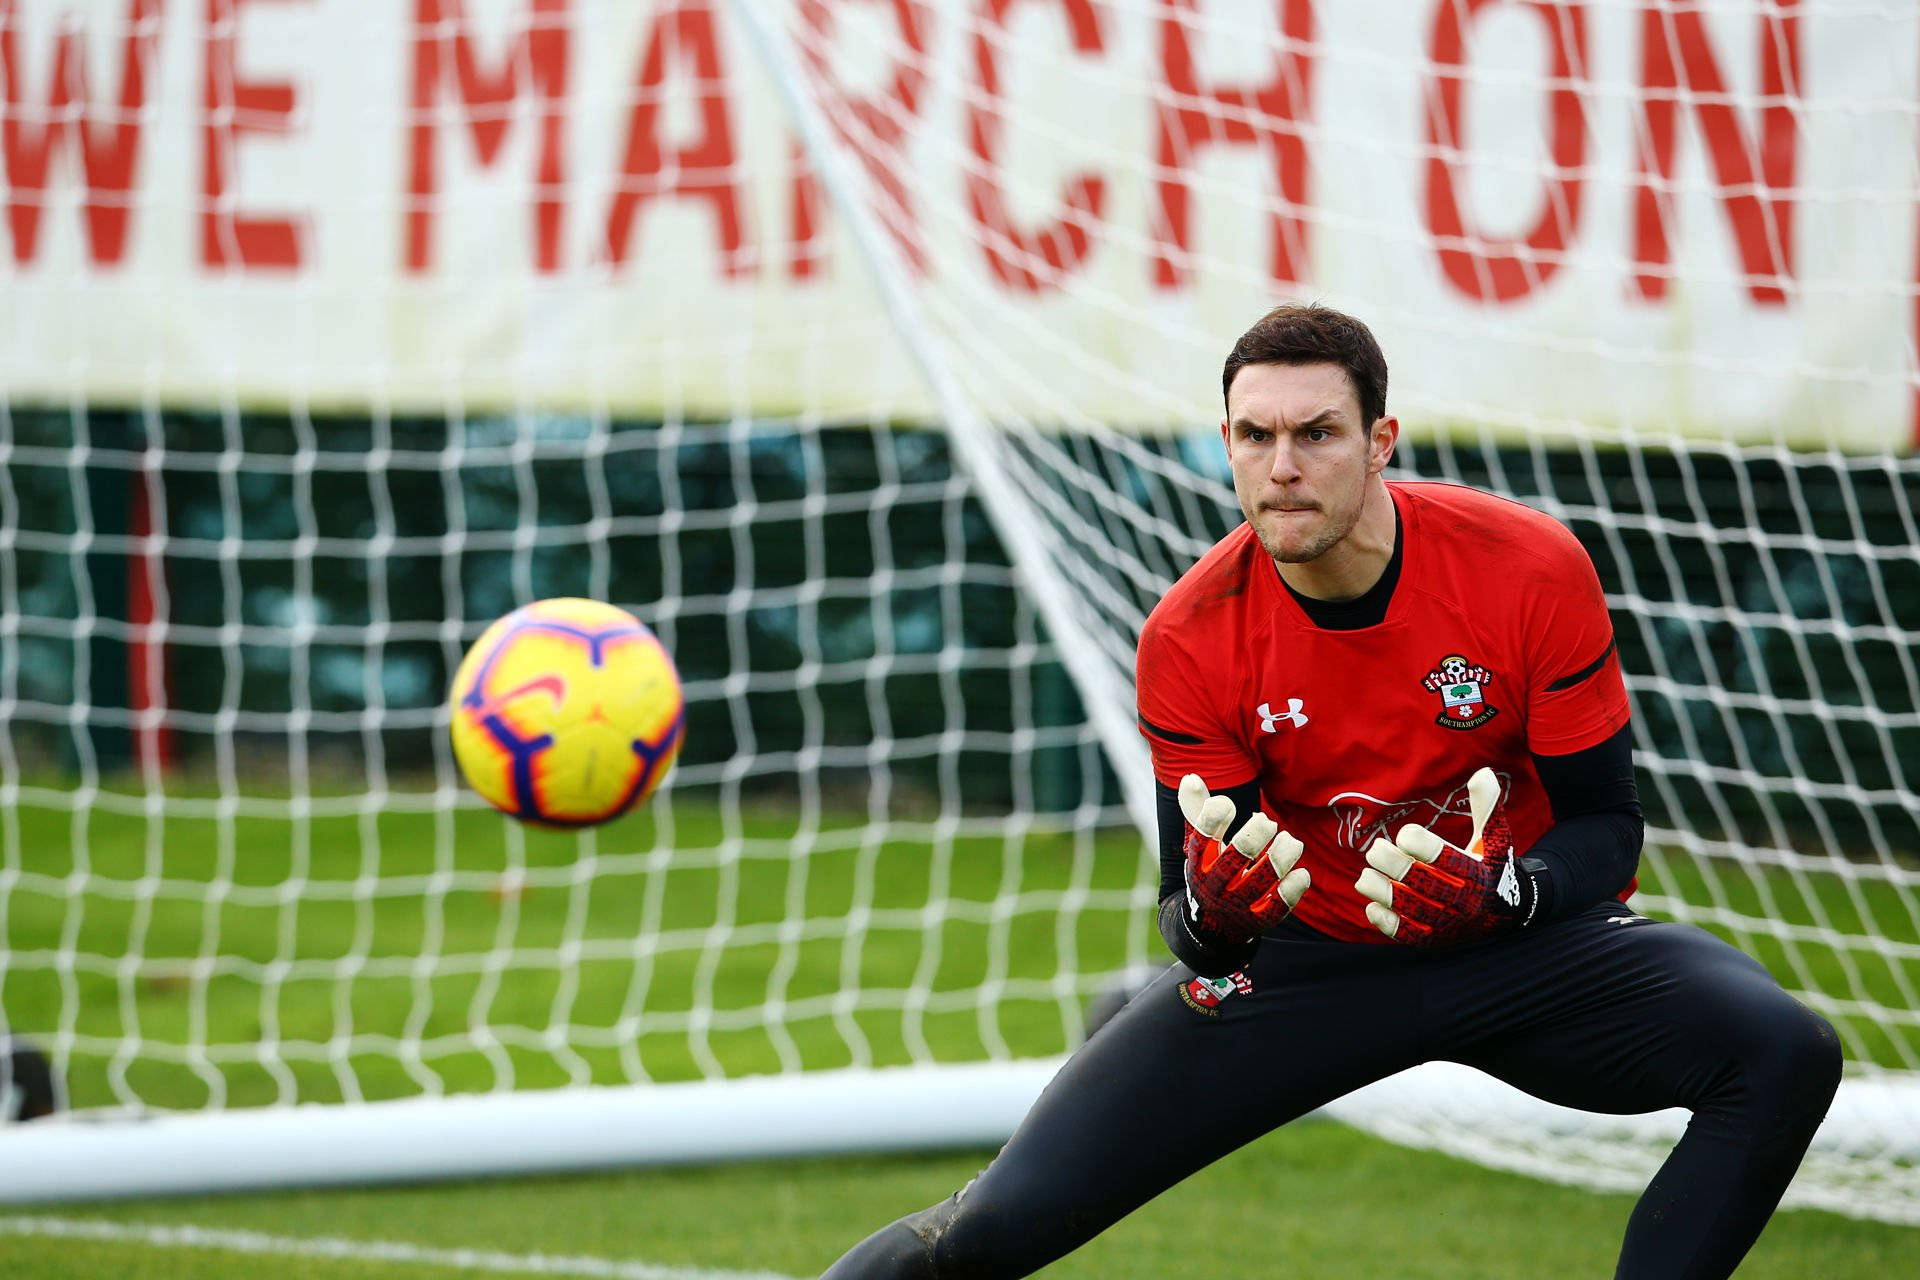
0, 0, 1915, 1221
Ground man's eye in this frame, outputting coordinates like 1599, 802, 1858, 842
1305, 428, 1330, 442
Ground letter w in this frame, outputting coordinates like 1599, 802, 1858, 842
1, 0, 162, 265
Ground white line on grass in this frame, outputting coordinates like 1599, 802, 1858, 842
0, 1215, 805, 1280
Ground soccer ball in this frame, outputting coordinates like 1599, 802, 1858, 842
449, 598, 685, 826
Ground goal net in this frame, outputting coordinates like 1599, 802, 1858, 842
2, 0, 1917, 1224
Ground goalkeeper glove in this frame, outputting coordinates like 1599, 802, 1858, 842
1178, 774, 1310, 947
1354, 767, 1544, 946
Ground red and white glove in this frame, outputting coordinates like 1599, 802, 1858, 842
1354, 767, 1540, 947
1179, 774, 1310, 944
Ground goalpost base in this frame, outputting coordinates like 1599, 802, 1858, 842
0, 1060, 1064, 1203
4, 1060, 1915, 1224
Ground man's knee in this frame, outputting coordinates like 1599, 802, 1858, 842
919, 1173, 1077, 1279
1720, 997, 1842, 1139
820, 1192, 967, 1280
821, 1176, 1044, 1280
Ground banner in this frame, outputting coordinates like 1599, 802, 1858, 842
1, 0, 1914, 450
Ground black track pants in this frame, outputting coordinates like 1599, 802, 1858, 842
819, 903, 1841, 1280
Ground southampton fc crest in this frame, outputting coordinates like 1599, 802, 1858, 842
1422, 654, 1498, 730
1179, 970, 1253, 1016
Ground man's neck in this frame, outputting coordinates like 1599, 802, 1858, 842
1275, 479, 1398, 601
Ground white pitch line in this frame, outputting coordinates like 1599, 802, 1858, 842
0, 1215, 804, 1280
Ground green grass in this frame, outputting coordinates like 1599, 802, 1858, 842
3, 783, 1158, 1109
1, 1121, 1911, 1279
7, 779, 1917, 1114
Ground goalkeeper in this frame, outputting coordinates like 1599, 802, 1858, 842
821, 304, 1840, 1279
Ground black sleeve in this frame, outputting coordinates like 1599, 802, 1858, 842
1155, 777, 1264, 977
1521, 723, 1643, 925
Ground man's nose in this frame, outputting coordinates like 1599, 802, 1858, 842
1267, 438, 1300, 483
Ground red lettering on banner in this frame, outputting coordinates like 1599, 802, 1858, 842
788, 136, 824, 278
1631, 0, 1799, 304
1153, 0, 1314, 289
789, 0, 929, 281
966, 0, 1105, 292
407, 0, 569, 274
1425, 1, 1589, 302
202, 0, 306, 269
1, 0, 162, 265
604, 0, 748, 275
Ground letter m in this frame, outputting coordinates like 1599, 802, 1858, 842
1, 0, 162, 265
407, 0, 569, 272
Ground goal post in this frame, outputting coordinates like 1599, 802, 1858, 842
1, 0, 1917, 1226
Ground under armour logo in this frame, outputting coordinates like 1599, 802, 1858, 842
1257, 699, 1308, 732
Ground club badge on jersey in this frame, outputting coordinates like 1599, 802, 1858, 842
1179, 971, 1253, 1016
1422, 653, 1498, 730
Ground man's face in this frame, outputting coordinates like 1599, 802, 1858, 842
1221, 361, 1392, 565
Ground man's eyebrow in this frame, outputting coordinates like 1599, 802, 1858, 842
1230, 407, 1343, 433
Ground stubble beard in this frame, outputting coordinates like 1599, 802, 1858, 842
1250, 498, 1360, 566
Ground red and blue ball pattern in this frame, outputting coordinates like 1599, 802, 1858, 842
449, 598, 684, 827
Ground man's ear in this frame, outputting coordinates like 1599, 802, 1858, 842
1368, 415, 1400, 474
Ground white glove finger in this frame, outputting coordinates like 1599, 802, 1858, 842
1278, 866, 1310, 910
1231, 812, 1278, 859
1197, 794, 1235, 840
1177, 776, 1237, 839
1363, 836, 1412, 881
1354, 867, 1395, 909
1177, 774, 1209, 828
1262, 830, 1303, 876
1364, 901, 1401, 939
1395, 823, 1447, 864
1465, 767, 1501, 849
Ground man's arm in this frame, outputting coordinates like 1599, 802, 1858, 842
1505, 522, 1638, 919
1522, 722, 1642, 923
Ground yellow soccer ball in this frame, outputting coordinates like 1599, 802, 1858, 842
449, 598, 684, 826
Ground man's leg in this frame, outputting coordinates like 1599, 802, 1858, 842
1448, 906, 1842, 1280
822, 927, 1436, 1279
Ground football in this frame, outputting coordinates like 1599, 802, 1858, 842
449, 598, 685, 826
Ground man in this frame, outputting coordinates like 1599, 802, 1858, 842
822, 305, 1840, 1279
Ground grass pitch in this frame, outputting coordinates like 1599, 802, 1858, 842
2, 1121, 1914, 1279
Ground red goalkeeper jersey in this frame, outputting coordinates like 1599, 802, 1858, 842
1136, 480, 1631, 945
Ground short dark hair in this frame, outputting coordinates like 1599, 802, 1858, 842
1221, 304, 1388, 426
